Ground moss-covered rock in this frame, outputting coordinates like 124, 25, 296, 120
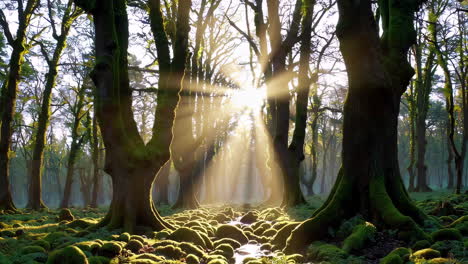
412, 240, 431, 251
215, 243, 234, 259
87, 256, 110, 264
68, 219, 95, 229
239, 212, 258, 224
58, 209, 75, 222
213, 238, 241, 249
178, 242, 204, 258
153, 245, 185, 259
117, 232, 131, 242
20, 245, 47, 254
125, 239, 144, 253
186, 253, 200, 264
307, 242, 348, 262
431, 228, 463, 241
44, 231, 72, 248
412, 248, 441, 260
427, 257, 458, 263
46, 245, 88, 264
130, 253, 164, 262
430, 240, 465, 258
98, 242, 122, 258
167, 227, 206, 249
32, 239, 51, 251
379, 247, 410, 264
342, 222, 376, 253
215, 225, 248, 244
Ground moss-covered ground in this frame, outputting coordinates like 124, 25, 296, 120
0, 191, 466, 264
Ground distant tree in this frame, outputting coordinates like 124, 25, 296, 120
27, 0, 83, 210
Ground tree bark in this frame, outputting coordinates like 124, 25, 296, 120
0, 0, 38, 211
285, 0, 429, 252
75, 0, 191, 232
28, 0, 81, 210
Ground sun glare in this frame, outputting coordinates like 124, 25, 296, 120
230, 86, 266, 111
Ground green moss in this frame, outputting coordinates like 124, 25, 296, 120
215, 243, 234, 259
98, 242, 122, 258
0, 230, 15, 237
431, 228, 462, 241
240, 212, 258, 224
412, 240, 431, 250
206, 258, 228, 264
125, 239, 144, 253
427, 258, 457, 264
286, 254, 305, 263
186, 254, 200, 264
87, 256, 110, 264
271, 222, 299, 250
153, 245, 185, 259
117, 232, 131, 242
32, 239, 51, 251
307, 242, 348, 262
262, 228, 277, 237
44, 231, 72, 248
167, 227, 206, 249
430, 240, 465, 258
68, 219, 95, 229
179, 242, 204, 258
379, 253, 403, 264
336, 215, 366, 239
215, 225, 248, 244
58, 209, 75, 222
412, 248, 441, 260
130, 253, 164, 262
379, 247, 410, 264
20, 245, 46, 254
342, 222, 376, 253
46, 245, 88, 264
153, 230, 171, 239
213, 238, 241, 249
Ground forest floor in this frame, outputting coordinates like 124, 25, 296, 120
0, 190, 467, 264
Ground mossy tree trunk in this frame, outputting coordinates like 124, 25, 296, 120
75, 0, 191, 233
414, 45, 435, 192
284, 0, 429, 252
265, 0, 307, 207
281, 0, 315, 207
28, 0, 82, 210
0, 0, 39, 212
153, 161, 170, 205
90, 109, 101, 208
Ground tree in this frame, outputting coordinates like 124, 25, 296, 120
284, 0, 429, 252
0, 0, 39, 211
74, 0, 191, 232
27, 0, 82, 210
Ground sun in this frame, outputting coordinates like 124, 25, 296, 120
230, 86, 266, 111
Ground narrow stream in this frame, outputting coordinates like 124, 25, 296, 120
234, 242, 275, 264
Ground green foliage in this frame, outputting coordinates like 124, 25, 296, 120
431, 229, 463, 242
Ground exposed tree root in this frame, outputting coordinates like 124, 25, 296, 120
283, 169, 430, 254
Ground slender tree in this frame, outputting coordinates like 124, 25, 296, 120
0, 0, 39, 211
27, 0, 82, 210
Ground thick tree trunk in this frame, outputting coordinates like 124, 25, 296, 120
284, 0, 428, 252
90, 113, 101, 208
99, 168, 171, 233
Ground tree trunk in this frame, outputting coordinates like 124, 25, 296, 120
27, 0, 80, 210
90, 112, 101, 208
153, 161, 170, 205
285, 0, 429, 252
0, 0, 38, 212
60, 140, 80, 208
447, 130, 454, 188
76, 0, 191, 232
